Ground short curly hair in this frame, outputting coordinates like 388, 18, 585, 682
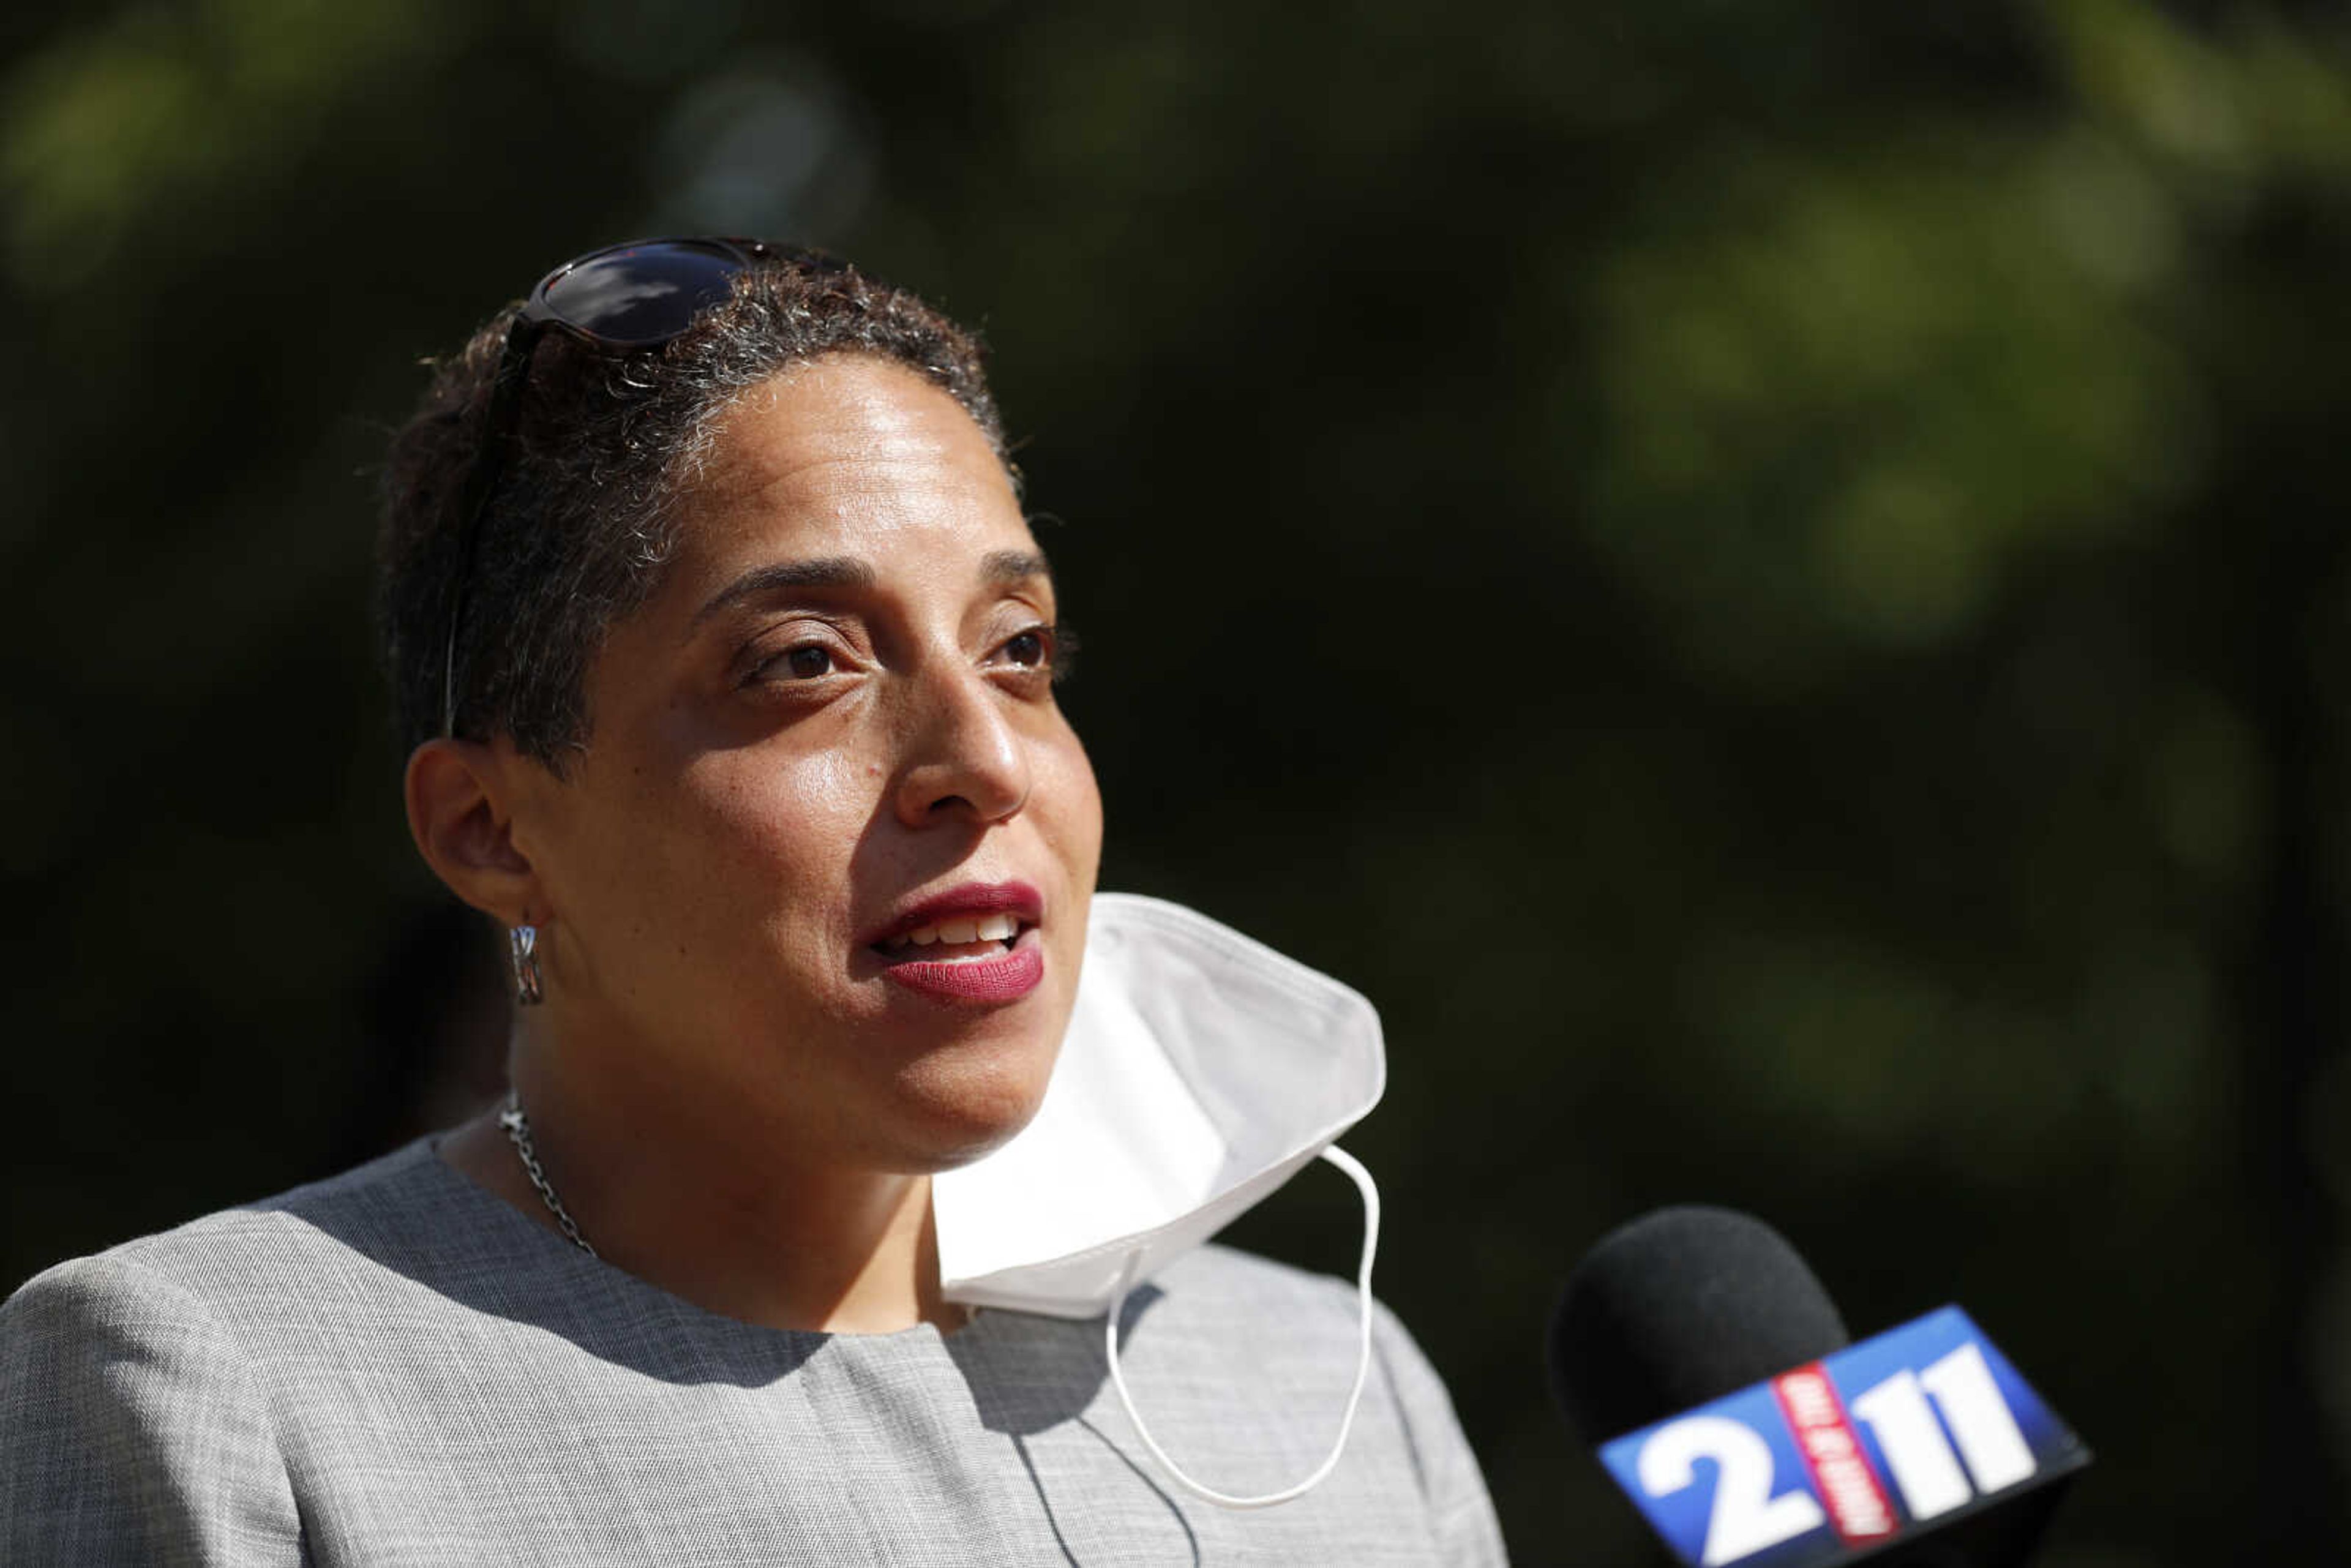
377, 252, 1007, 770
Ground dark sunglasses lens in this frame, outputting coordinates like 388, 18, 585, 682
539, 239, 748, 345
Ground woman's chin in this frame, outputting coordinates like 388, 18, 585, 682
879, 1046, 1058, 1170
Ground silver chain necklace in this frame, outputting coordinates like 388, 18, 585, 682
498, 1090, 598, 1258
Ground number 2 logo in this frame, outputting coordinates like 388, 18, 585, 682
1637, 1416, 1823, 1566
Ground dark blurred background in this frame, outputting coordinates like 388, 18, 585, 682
4, 1, 2347, 1561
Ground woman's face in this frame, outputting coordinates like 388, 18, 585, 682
501, 354, 1102, 1174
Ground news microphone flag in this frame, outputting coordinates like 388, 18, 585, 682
1595, 1307, 2088, 1568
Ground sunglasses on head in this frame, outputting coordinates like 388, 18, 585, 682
440, 236, 844, 738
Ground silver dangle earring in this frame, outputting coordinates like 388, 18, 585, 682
508, 924, 546, 1006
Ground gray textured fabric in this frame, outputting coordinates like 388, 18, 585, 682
1, 1141, 1509, 1566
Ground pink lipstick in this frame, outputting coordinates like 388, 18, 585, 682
866, 881, 1046, 1006
882, 930, 1046, 1003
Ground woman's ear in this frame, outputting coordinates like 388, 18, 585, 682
403, 737, 544, 925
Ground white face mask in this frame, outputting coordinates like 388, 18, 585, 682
932, 892, 1386, 1509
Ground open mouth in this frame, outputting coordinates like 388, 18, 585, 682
871, 920, 1045, 1004
870, 911, 1033, 964
864, 883, 1048, 1003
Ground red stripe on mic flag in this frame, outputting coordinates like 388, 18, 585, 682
1772, 1364, 1900, 1546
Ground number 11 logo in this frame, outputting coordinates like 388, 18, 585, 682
1848, 1343, 2036, 1519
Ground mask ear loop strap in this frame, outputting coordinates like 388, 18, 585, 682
1102, 1143, 1382, 1510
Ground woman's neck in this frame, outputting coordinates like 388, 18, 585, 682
438, 1061, 966, 1336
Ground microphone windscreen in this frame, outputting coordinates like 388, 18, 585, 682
1548, 1205, 1851, 1446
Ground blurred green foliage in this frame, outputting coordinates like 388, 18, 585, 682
4, 1, 2347, 1561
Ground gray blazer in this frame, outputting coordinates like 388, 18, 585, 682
1, 1142, 1509, 1565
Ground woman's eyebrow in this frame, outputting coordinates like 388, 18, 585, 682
692, 556, 877, 626
691, 549, 1051, 632
982, 549, 1053, 587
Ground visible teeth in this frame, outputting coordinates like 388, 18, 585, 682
886, 912, 1027, 952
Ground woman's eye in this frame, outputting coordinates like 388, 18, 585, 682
996, 621, 1077, 682
767, 644, 834, 680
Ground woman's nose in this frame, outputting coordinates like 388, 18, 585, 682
891, 667, 1031, 828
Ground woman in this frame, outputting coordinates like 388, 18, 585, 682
0, 239, 1506, 1564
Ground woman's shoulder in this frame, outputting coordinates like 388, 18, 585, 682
2, 1139, 509, 1338
1092, 1243, 1507, 1562
1138, 1242, 1469, 1438
0, 1146, 488, 1566
1150, 1242, 1425, 1354
1148, 1240, 1361, 1330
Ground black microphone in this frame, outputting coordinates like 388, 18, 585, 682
1548, 1206, 2088, 1568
